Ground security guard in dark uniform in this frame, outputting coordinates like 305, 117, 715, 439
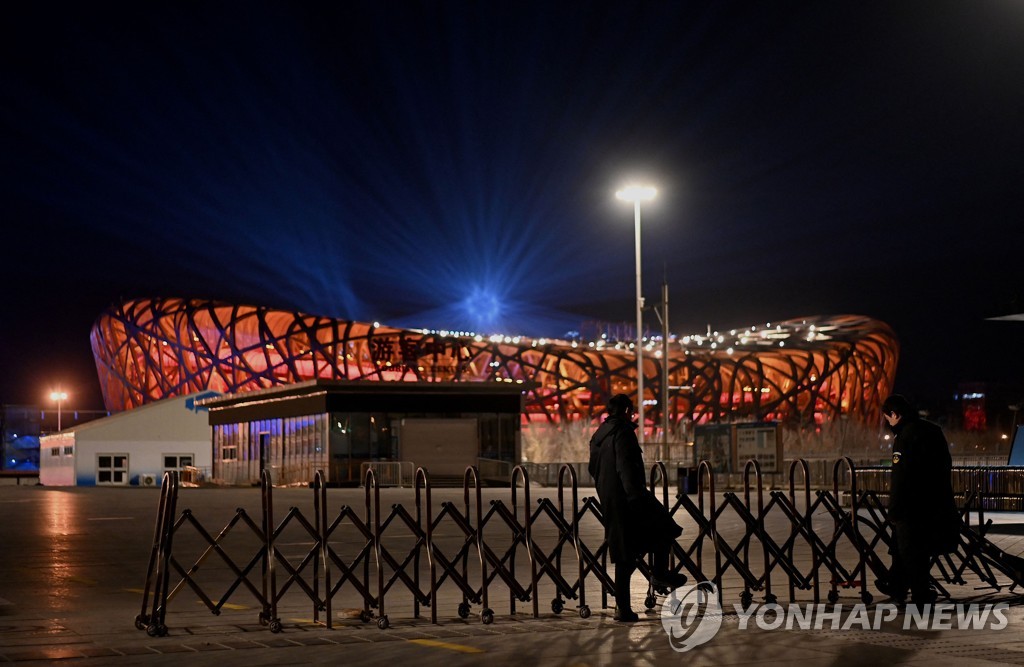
878, 394, 958, 604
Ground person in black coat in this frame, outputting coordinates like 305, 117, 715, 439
878, 394, 959, 605
588, 393, 685, 622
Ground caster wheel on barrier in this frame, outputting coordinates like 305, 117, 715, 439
644, 595, 656, 610
258, 611, 269, 626
135, 615, 148, 631
481, 609, 494, 625
828, 590, 839, 604
359, 610, 373, 623
579, 606, 592, 619
146, 624, 167, 637
458, 602, 471, 619
551, 598, 564, 614
861, 591, 873, 605
764, 593, 777, 605
377, 616, 390, 630
739, 592, 753, 609
269, 619, 283, 634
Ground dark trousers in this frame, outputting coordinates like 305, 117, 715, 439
614, 538, 672, 610
889, 520, 932, 600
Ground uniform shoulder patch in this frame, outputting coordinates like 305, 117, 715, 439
892, 451, 902, 464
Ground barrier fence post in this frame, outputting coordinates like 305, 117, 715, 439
136, 469, 169, 632
742, 459, 775, 605
511, 465, 539, 618
260, 469, 283, 632
364, 468, 389, 629
153, 470, 180, 635
464, 466, 494, 624
415, 467, 437, 625
137, 470, 179, 637
788, 459, 818, 604
645, 461, 669, 608
558, 463, 590, 618
830, 457, 871, 603
314, 469, 330, 628
696, 460, 723, 602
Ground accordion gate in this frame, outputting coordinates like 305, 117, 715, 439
136, 459, 1024, 637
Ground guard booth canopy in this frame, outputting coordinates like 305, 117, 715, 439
198, 380, 524, 486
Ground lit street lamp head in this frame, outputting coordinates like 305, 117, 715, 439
49, 389, 68, 432
615, 185, 657, 203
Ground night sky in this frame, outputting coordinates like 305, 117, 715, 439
2, 1, 1022, 413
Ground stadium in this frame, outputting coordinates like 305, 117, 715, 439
90, 297, 898, 433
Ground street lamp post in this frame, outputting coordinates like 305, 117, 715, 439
616, 184, 657, 447
50, 390, 68, 432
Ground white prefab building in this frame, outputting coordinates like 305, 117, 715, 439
38, 392, 218, 487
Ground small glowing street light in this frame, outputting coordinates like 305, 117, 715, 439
49, 389, 68, 432
616, 184, 657, 447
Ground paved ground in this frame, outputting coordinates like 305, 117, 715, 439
3, 484, 1024, 665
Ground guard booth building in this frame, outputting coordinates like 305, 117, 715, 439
198, 380, 523, 486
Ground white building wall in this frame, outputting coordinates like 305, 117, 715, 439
40, 392, 216, 487
39, 432, 76, 486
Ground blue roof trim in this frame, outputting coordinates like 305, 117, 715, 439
185, 391, 221, 413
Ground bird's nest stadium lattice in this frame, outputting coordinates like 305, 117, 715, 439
90, 297, 898, 428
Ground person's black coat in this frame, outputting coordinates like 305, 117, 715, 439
888, 415, 959, 554
588, 416, 681, 563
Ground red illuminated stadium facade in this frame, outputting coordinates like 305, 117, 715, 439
90, 298, 898, 430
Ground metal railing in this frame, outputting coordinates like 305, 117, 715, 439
477, 457, 513, 483
359, 461, 415, 488
856, 466, 1024, 511
520, 461, 592, 487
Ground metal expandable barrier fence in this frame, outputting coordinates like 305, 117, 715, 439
135, 459, 1024, 637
